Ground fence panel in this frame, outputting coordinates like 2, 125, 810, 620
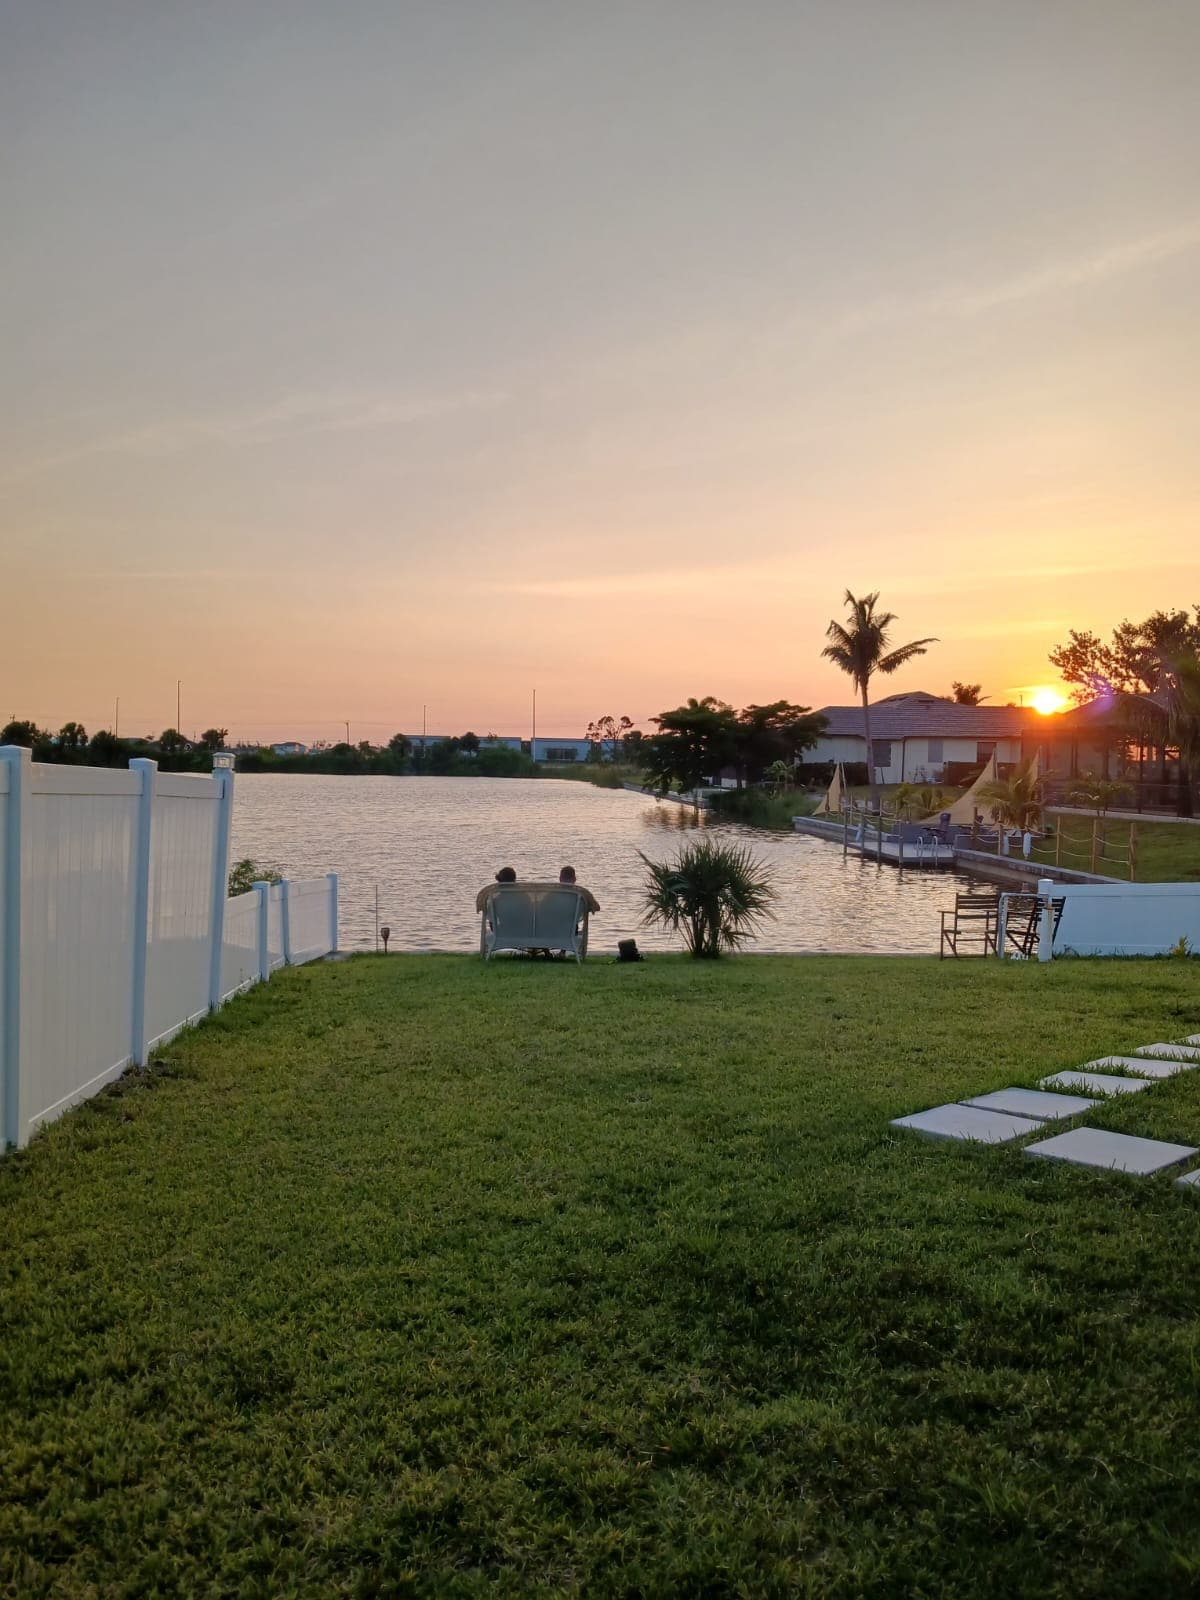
285, 878, 334, 964
144, 775, 219, 1050
221, 890, 260, 1000
2, 748, 337, 1152
1053, 883, 1200, 956
20, 765, 141, 1141
267, 882, 286, 971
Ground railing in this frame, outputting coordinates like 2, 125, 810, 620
1043, 816, 1137, 879
0, 747, 338, 1152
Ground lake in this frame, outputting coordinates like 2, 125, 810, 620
229, 775, 986, 954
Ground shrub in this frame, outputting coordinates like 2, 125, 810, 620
227, 858, 282, 897
638, 839, 777, 958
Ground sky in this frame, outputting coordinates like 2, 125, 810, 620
3, 1, 1199, 744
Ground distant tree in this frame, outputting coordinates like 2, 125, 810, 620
951, 682, 986, 705
387, 732, 412, 760
87, 729, 127, 767
732, 701, 826, 787
460, 731, 480, 757
1, 719, 45, 748
158, 728, 188, 754
765, 759, 793, 795
641, 698, 741, 795
55, 720, 88, 751
199, 727, 229, 752
823, 591, 937, 807
427, 737, 461, 774
1049, 606, 1200, 703
586, 714, 636, 761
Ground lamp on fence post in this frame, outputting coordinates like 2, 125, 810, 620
380, 924, 390, 953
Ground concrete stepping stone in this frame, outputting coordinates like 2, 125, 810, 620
1176, 1168, 1200, 1192
891, 1103, 1045, 1143
1083, 1055, 1194, 1080
1026, 1128, 1197, 1176
1137, 1043, 1200, 1062
1040, 1070, 1152, 1097
964, 1087, 1098, 1121
1183, 1034, 1200, 1046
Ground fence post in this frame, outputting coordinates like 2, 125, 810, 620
129, 759, 157, 1067
280, 879, 292, 965
1129, 821, 1138, 882
1055, 822, 1062, 867
1, 746, 31, 1149
207, 766, 234, 1009
327, 871, 339, 954
1037, 876, 1054, 962
254, 881, 271, 981
1090, 818, 1100, 875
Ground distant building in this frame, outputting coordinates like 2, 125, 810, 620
272, 741, 308, 756
809, 692, 1039, 783
531, 737, 592, 763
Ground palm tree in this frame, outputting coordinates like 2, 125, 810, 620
822, 591, 937, 808
977, 767, 1043, 832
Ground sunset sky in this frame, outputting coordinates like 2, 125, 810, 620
3, 2, 1199, 743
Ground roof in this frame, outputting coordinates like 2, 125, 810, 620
815, 695, 1038, 740
1053, 690, 1170, 730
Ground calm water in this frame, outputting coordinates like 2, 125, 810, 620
229, 775, 986, 954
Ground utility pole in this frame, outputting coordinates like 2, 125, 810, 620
422, 704, 427, 750
115, 697, 120, 737
344, 720, 350, 745
532, 688, 536, 747
176, 680, 182, 734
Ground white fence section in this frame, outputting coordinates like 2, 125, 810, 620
1048, 880, 1200, 958
221, 890, 261, 1000
0, 747, 338, 1151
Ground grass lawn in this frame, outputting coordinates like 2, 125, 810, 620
1033, 815, 1200, 883
4, 955, 1200, 1597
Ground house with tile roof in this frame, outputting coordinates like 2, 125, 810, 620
809, 691, 1041, 784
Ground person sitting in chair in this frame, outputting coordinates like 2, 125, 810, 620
475, 865, 517, 913
558, 865, 600, 915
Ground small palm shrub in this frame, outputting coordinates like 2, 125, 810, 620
638, 839, 778, 958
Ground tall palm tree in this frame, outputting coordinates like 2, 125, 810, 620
822, 591, 937, 807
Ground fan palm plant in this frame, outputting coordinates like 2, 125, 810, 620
976, 768, 1043, 832
822, 591, 937, 808
639, 839, 777, 958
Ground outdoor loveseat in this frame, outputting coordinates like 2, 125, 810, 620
479, 885, 590, 962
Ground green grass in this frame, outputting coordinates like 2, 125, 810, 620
4, 955, 1200, 1597
1032, 815, 1200, 882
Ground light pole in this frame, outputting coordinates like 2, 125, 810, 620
176, 680, 181, 734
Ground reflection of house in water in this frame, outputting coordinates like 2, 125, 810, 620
1030, 693, 1195, 815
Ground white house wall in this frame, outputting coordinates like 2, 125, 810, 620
809, 735, 1023, 782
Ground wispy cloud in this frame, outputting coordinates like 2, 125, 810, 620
824, 220, 1200, 339
0, 386, 509, 485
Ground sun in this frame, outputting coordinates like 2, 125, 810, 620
1030, 687, 1066, 716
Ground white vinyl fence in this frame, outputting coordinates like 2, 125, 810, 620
999, 878, 1200, 960
0, 747, 338, 1151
